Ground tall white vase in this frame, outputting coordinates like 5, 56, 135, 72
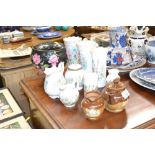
77, 40, 97, 72
92, 47, 108, 88
63, 36, 82, 64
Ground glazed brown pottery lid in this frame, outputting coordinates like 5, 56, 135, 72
106, 78, 125, 93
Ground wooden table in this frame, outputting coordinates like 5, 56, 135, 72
20, 73, 155, 129
0, 27, 75, 49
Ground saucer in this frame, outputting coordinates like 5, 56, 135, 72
107, 58, 146, 73
31, 30, 51, 36
37, 32, 62, 39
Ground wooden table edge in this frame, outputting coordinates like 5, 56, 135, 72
20, 78, 64, 129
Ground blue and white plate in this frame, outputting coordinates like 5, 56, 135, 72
130, 69, 155, 91
134, 68, 155, 85
37, 32, 62, 39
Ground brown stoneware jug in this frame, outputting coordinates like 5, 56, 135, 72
81, 91, 105, 120
103, 78, 129, 113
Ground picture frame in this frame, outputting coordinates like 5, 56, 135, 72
0, 88, 22, 121
0, 116, 31, 129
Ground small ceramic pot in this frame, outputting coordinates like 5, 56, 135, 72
31, 42, 67, 70
59, 83, 79, 108
128, 36, 147, 56
65, 64, 84, 90
81, 91, 105, 120
145, 40, 155, 64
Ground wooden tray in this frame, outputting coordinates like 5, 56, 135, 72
0, 56, 32, 70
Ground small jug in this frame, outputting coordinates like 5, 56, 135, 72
59, 83, 79, 108
81, 91, 105, 120
103, 78, 130, 113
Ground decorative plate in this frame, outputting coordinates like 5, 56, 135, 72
31, 30, 51, 36
130, 69, 155, 91
37, 32, 62, 39
134, 67, 155, 85
107, 58, 146, 73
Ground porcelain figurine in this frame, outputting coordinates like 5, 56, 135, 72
44, 62, 65, 99
63, 36, 82, 64
65, 64, 84, 90
59, 83, 79, 108
77, 39, 98, 72
128, 26, 149, 57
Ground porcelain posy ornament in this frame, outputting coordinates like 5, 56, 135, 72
44, 56, 65, 99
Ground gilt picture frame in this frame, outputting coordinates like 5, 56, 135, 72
0, 116, 31, 129
0, 88, 22, 121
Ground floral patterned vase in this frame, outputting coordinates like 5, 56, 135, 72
109, 26, 127, 48
92, 47, 107, 88
77, 39, 98, 72
31, 42, 67, 70
63, 36, 82, 64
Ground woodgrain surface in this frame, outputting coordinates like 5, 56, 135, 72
20, 73, 155, 129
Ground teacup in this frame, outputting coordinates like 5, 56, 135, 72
145, 40, 155, 64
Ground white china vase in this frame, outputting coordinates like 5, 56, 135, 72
63, 36, 82, 64
77, 39, 98, 72
92, 47, 107, 88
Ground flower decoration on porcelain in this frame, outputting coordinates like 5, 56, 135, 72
32, 53, 41, 65
113, 53, 124, 65
48, 54, 59, 66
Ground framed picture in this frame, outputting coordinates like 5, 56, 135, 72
0, 88, 22, 121
0, 116, 31, 129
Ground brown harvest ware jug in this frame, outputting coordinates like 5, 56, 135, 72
81, 91, 105, 120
